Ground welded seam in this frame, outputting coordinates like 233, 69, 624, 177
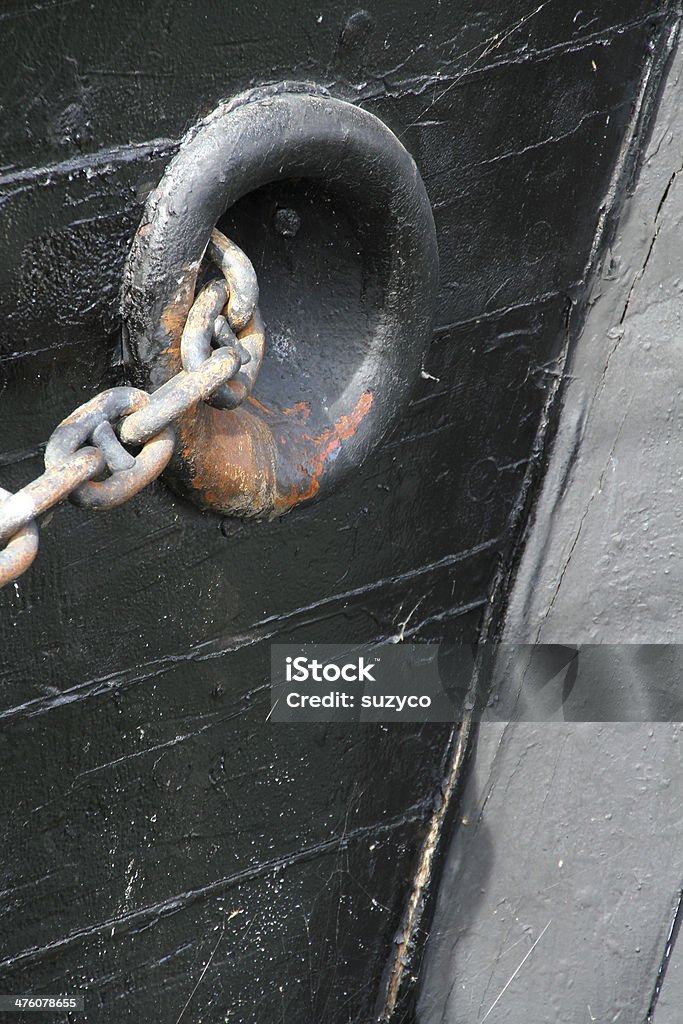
374, 718, 472, 1022
645, 884, 683, 1022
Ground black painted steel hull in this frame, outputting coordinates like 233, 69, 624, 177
0, 3, 678, 1022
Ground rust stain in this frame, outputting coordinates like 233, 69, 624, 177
281, 401, 311, 419
246, 396, 273, 415
176, 390, 373, 518
160, 271, 373, 522
274, 391, 373, 512
159, 271, 195, 364
180, 403, 278, 518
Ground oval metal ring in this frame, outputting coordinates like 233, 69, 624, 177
122, 83, 438, 518
44, 387, 176, 510
0, 487, 40, 587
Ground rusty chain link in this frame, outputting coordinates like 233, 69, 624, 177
0, 228, 263, 589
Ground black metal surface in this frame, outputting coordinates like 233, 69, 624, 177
0, 3, 677, 1023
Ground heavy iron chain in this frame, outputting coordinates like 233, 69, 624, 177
0, 228, 262, 589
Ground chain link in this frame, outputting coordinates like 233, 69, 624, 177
0, 229, 263, 588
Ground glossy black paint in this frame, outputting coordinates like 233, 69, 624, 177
0, 3, 676, 1023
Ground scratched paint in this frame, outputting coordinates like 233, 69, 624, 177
0, 2, 676, 1023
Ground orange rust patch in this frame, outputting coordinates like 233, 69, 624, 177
247, 396, 273, 415
274, 390, 373, 511
179, 403, 278, 517
282, 401, 311, 419
171, 390, 372, 519
160, 286, 193, 339
159, 270, 196, 363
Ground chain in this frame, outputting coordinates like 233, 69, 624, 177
0, 228, 262, 589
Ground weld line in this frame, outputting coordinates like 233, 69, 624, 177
645, 884, 683, 1023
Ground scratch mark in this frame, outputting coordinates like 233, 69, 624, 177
389, 598, 424, 643
174, 909, 243, 1024
0, 137, 177, 194
253, 539, 499, 630
645, 884, 683, 1023
373, 9, 671, 112
0, 810, 425, 975
403, 1, 554, 132
480, 920, 552, 1021
617, 161, 683, 332
0, 0, 78, 22
395, 598, 488, 640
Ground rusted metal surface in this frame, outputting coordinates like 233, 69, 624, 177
179, 270, 265, 413
91, 421, 137, 473
0, 487, 39, 588
122, 85, 438, 520
207, 227, 259, 330
174, 389, 376, 518
0, 449, 104, 545
44, 387, 175, 510
120, 348, 242, 445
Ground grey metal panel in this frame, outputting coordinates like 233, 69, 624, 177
419, 722, 683, 1024
419, 29, 683, 1024
503, 34, 683, 646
